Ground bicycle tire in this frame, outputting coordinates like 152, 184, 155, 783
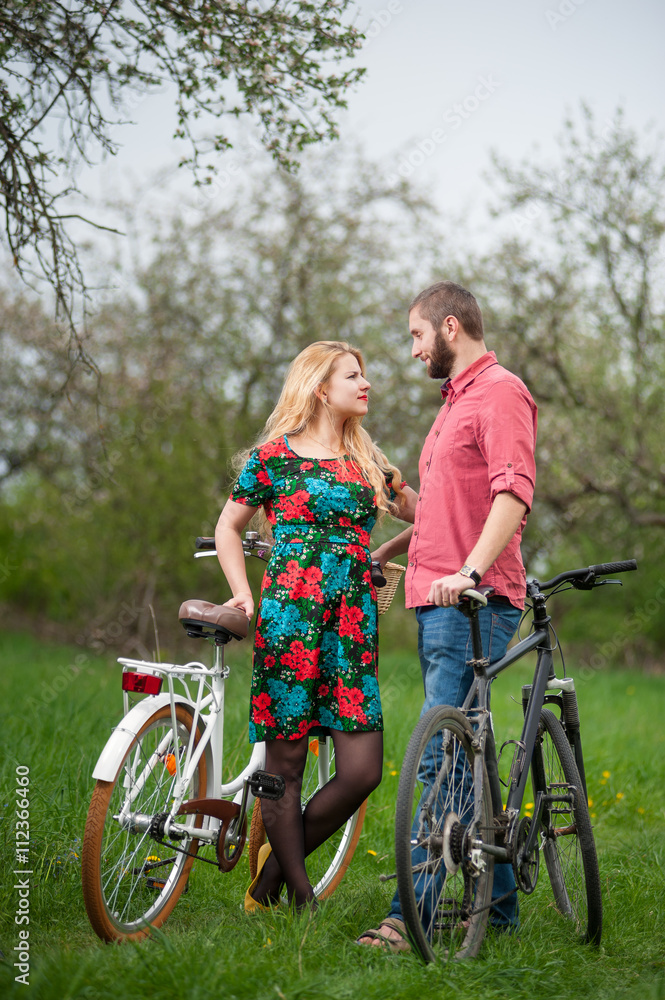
247, 798, 266, 880
530, 708, 602, 944
247, 735, 366, 899
82, 704, 207, 942
395, 705, 494, 962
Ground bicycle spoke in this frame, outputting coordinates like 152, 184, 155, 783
82, 707, 206, 941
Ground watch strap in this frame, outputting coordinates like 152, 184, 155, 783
459, 564, 482, 586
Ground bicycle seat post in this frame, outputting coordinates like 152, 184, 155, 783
469, 608, 485, 665
458, 596, 489, 676
212, 640, 228, 675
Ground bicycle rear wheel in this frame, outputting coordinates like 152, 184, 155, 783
248, 734, 366, 899
82, 705, 207, 942
531, 708, 602, 944
395, 706, 494, 962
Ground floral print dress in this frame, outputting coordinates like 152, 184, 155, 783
231, 435, 391, 743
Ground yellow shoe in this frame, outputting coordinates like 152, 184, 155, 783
244, 843, 273, 913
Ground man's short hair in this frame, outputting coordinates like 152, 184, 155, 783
409, 281, 484, 341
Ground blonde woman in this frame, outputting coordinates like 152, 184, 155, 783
215, 341, 417, 911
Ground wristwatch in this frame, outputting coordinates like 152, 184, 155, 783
459, 564, 482, 587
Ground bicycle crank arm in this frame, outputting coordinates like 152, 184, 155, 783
522, 791, 544, 858
178, 797, 247, 869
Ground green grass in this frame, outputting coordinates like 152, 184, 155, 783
1, 629, 664, 1000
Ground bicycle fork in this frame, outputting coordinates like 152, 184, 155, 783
521, 680, 587, 798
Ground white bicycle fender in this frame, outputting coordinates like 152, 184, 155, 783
92, 694, 194, 781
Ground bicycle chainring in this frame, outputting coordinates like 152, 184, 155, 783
512, 815, 539, 894
216, 814, 247, 872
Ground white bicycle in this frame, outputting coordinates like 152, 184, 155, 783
81, 533, 366, 942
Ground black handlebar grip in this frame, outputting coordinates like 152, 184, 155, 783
371, 561, 387, 588
589, 559, 638, 575
195, 536, 216, 551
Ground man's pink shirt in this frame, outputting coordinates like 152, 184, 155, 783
405, 352, 537, 611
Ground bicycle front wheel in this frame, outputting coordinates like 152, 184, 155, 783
531, 708, 602, 944
395, 706, 494, 962
248, 734, 366, 899
82, 705, 207, 942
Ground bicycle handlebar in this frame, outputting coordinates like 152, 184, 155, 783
534, 558, 637, 592
588, 559, 638, 576
195, 532, 272, 558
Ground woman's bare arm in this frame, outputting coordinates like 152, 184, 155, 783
215, 499, 259, 618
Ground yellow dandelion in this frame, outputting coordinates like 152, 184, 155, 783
263, 938, 272, 948
637, 807, 645, 815
390, 770, 398, 776
600, 779, 607, 786
616, 791, 624, 800
591, 812, 597, 819
588, 797, 594, 807
524, 803, 534, 811
602, 770, 611, 778
367, 849, 377, 856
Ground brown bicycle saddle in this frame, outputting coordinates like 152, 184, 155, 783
178, 599, 250, 643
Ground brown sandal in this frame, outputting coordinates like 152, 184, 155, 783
356, 917, 411, 954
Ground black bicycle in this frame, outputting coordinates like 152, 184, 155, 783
393, 558, 637, 962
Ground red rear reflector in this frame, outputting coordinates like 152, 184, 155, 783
122, 671, 163, 694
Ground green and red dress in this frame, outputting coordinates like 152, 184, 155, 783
231, 435, 392, 742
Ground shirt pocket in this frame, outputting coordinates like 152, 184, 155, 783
432, 405, 459, 459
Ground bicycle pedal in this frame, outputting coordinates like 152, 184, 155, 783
248, 770, 286, 800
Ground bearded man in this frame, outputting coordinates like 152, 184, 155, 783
358, 280, 538, 951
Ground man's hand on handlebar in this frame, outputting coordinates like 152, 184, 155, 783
427, 572, 475, 608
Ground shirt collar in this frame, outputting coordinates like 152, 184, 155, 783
440, 351, 497, 400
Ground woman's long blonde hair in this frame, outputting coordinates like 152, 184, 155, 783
237, 341, 403, 516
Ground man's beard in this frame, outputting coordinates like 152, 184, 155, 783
428, 330, 455, 380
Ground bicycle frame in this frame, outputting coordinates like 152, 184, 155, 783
458, 608, 577, 865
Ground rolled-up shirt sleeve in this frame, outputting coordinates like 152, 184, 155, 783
476, 379, 537, 511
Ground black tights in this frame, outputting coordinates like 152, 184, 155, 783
251, 730, 383, 907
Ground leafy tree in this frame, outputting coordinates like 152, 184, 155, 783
464, 106, 665, 661
0, 0, 365, 357
0, 149, 441, 650
486, 106, 665, 534
5, 108, 664, 665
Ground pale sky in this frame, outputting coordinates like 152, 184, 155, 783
342, 0, 665, 218
84, 0, 664, 237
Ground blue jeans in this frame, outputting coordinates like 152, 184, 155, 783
389, 602, 522, 931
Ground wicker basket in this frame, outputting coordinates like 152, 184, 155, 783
376, 561, 406, 616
